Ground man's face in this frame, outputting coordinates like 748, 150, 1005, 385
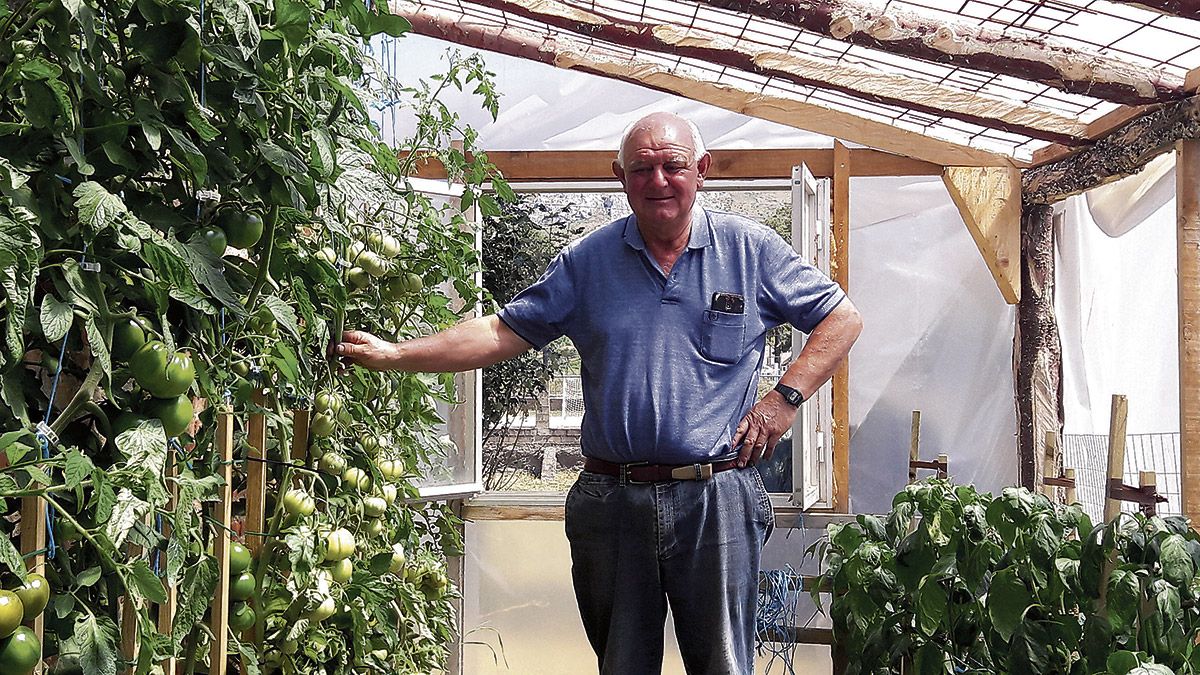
613, 120, 710, 232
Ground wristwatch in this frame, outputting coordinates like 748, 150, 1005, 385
773, 382, 805, 407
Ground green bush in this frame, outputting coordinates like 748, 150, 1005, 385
815, 480, 1200, 674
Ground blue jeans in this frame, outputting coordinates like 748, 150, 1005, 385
565, 466, 775, 674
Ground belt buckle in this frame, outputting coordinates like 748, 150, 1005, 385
620, 461, 650, 485
670, 463, 714, 481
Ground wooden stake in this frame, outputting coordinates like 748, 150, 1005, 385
158, 447, 179, 675
209, 411, 234, 675
19, 496, 46, 675
291, 409, 310, 474
1065, 468, 1077, 505
908, 411, 922, 483
1179, 140, 1200, 533
831, 140, 851, 512
244, 390, 268, 557
1042, 431, 1059, 499
1104, 395, 1130, 522
936, 454, 949, 480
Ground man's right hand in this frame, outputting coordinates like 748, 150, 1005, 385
335, 330, 400, 371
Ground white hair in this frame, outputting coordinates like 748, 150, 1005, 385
615, 114, 707, 167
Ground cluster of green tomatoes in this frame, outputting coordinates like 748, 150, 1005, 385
0, 573, 50, 674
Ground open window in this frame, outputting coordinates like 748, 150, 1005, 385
407, 177, 484, 500
791, 164, 835, 509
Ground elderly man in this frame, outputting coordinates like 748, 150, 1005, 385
337, 112, 862, 674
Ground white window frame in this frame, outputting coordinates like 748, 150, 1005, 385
790, 164, 835, 510
408, 177, 485, 500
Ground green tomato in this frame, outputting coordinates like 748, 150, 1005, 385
314, 391, 342, 415
376, 458, 404, 482
0, 626, 40, 674
362, 496, 387, 518
111, 317, 148, 361
200, 227, 227, 256
365, 518, 384, 538
282, 489, 315, 517
311, 413, 335, 438
130, 342, 195, 398
330, 558, 353, 583
342, 467, 370, 492
319, 452, 347, 475
315, 246, 338, 266
228, 602, 255, 632
323, 528, 356, 562
145, 395, 193, 438
389, 544, 407, 574
380, 484, 398, 505
358, 434, 379, 455
347, 267, 371, 290
402, 271, 425, 295
381, 276, 408, 302
229, 572, 255, 602
12, 574, 48, 623
306, 596, 337, 623
229, 542, 253, 576
358, 251, 389, 277
0, 591, 23, 638
220, 211, 264, 249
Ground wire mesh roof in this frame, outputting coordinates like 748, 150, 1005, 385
402, 0, 1200, 162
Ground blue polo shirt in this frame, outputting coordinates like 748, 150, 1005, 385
498, 209, 846, 465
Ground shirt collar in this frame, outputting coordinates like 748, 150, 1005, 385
622, 209, 712, 251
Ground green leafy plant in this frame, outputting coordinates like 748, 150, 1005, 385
814, 480, 1200, 674
0, 0, 507, 671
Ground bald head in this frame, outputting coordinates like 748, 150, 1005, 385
615, 113, 706, 168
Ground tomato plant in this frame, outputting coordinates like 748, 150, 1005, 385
815, 480, 1200, 674
0, 0, 505, 670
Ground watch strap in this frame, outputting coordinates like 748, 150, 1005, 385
773, 382, 804, 407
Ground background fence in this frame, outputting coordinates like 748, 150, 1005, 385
1062, 432, 1181, 522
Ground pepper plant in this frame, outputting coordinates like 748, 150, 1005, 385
814, 480, 1200, 674
0, 0, 507, 671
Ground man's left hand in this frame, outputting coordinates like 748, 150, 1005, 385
731, 392, 798, 467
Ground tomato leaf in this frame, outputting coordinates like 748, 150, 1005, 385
1159, 534, 1193, 586
39, 294, 73, 343
0, 530, 26, 579
75, 612, 119, 675
105, 488, 151, 549
64, 447, 95, 490
73, 181, 127, 232
128, 559, 168, 603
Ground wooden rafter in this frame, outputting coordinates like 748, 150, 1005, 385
690, 0, 1187, 106
405, 148, 941, 181
467, 0, 1088, 145
1031, 104, 1156, 167
1107, 0, 1200, 21
1024, 94, 1200, 204
394, 3, 1018, 167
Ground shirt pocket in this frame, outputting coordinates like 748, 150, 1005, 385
701, 309, 746, 364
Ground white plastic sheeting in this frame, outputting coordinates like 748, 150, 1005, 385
848, 177, 1019, 513
1058, 159, 1180, 435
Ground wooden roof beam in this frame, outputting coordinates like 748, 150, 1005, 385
1106, 1, 1200, 21
691, 0, 1187, 106
404, 148, 942, 181
1023, 94, 1200, 204
393, 3, 1019, 168
467, 0, 1088, 146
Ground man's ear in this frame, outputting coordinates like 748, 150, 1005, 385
696, 152, 712, 184
612, 160, 626, 186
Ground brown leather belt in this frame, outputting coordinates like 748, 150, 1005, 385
584, 457, 741, 483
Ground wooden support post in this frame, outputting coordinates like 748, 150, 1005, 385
1015, 203, 1063, 490
1065, 468, 1077, 505
19, 496, 46, 675
209, 411, 234, 675
1179, 140, 1200, 532
831, 140, 851, 512
158, 447, 178, 675
1139, 471, 1159, 516
244, 390, 268, 557
908, 411, 921, 483
936, 454, 949, 480
1105, 395, 1130, 522
291, 409, 310, 474
1042, 431, 1059, 499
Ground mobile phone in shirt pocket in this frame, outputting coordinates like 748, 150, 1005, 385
701, 309, 746, 364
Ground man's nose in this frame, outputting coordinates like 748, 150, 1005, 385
650, 166, 669, 186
